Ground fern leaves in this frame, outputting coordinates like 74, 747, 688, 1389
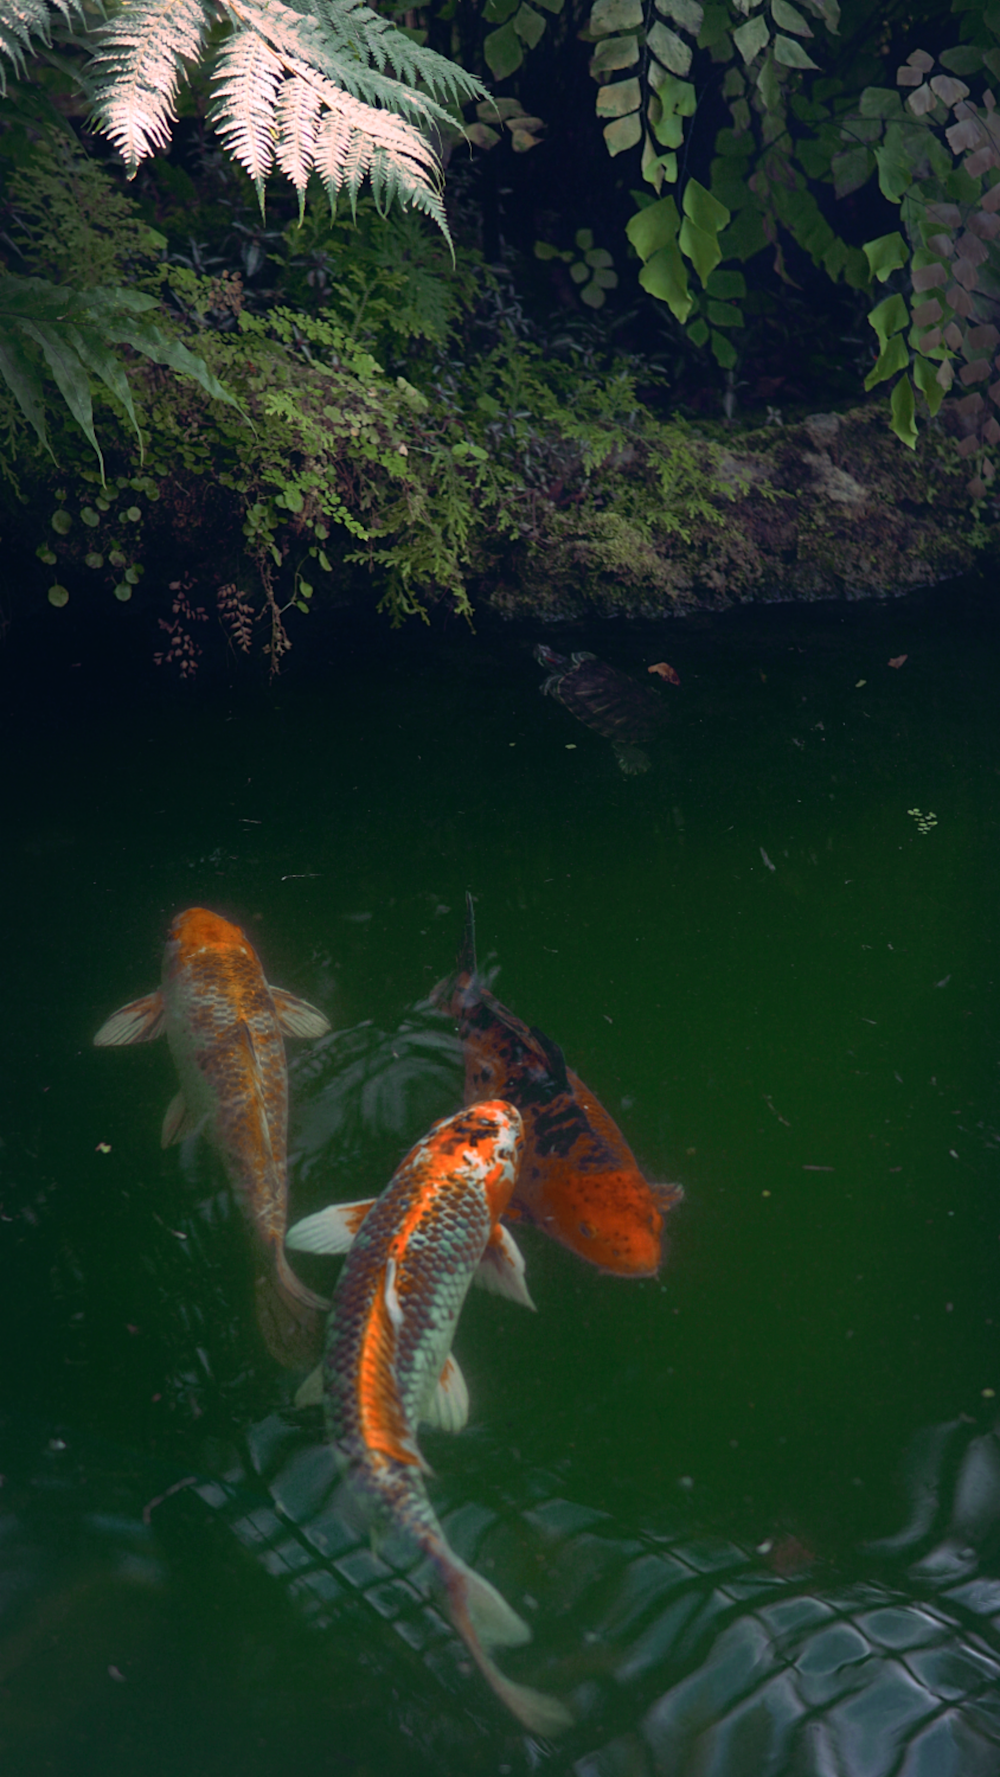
0, 0, 86, 94
89, 0, 486, 232
0, 273, 245, 478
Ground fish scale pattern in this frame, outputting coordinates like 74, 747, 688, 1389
175, 1413, 1000, 1773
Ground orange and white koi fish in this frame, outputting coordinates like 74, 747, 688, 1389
434, 897, 682, 1278
286, 1101, 571, 1736
94, 907, 330, 1321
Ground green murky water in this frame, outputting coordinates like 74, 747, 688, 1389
3, 585, 1000, 1776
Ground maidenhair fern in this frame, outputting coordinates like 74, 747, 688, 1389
89, 0, 487, 232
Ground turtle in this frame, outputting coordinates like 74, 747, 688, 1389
532, 643, 667, 774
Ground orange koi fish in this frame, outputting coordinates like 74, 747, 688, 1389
94, 907, 331, 1322
434, 897, 682, 1277
286, 1102, 571, 1736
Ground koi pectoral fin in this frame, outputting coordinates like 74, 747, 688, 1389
285, 1199, 376, 1254
475, 1227, 536, 1310
93, 991, 165, 1046
422, 1353, 470, 1434
161, 1091, 207, 1148
294, 1364, 324, 1408
269, 987, 331, 1040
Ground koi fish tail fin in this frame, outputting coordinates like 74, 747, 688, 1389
254, 1269, 325, 1371
447, 1558, 573, 1736
274, 1245, 330, 1316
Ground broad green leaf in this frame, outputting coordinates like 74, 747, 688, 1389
655, 0, 703, 31
590, 33, 639, 70
586, 247, 615, 266
590, 0, 643, 34
627, 195, 681, 257
863, 330, 908, 389
596, 77, 641, 115
654, 106, 686, 147
718, 207, 768, 259
648, 20, 692, 74
603, 111, 643, 153
513, 4, 546, 46
832, 146, 873, 198
710, 327, 738, 367
698, 2, 730, 44
733, 14, 768, 61
939, 46, 982, 75
890, 372, 917, 447
592, 267, 619, 286
484, 0, 518, 19
680, 215, 723, 282
580, 281, 606, 308
484, 21, 523, 75
687, 316, 709, 345
570, 261, 590, 283
863, 231, 908, 282
683, 177, 730, 233
874, 141, 912, 204
867, 292, 908, 350
912, 354, 946, 415
639, 240, 692, 318
773, 33, 817, 68
68, 325, 143, 454
706, 267, 747, 297
109, 321, 245, 420
860, 87, 902, 118
658, 72, 697, 112
800, 0, 839, 26
772, 0, 812, 32
707, 298, 743, 326
756, 51, 781, 109
576, 228, 595, 249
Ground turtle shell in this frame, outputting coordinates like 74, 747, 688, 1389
544, 652, 665, 744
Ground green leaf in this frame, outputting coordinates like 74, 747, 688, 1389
771, 0, 812, 34
773, 33, 818, 68
484, 20, 523, 75
603, 112, 643, 153
590, 0, 644, 32
639, 240, 692, 319
596, 77, 642, 115
20, 318, 103, 480
0, 331, 50, 457
683, 177, 730, 233
863, 231, 908, 282
889, 372, 917, 448
656, 0, 704, 29
718, 207, 769, 259
873, 141, 912, 205
680, 215, 723, 283
654, 106, 686, 148
513, 3, 546, 46
647, 20, 692, 74
939, 46, 982, 75
47, 584, 69, 607
627, 195, 681, 258
756, 51, 781, 109
710, 327, 738, 366
832, 146, 873, 198
863, 331, 909, 390
867, 292, 908, 350
733, 14, 769, 62
706, 267, 747, 298
484, 0, 518, 19
590, 33, 639, 70
708, 298, 744, 326
687, 316, 709, 345
860, 87, 902, 119
913, 354, 946, 416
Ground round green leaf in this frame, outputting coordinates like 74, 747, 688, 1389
81, 506, 100, 527
47, 584, 69, 607
85, 552, 104, 569
580, 282, 607, 307
51, 510, 72, 535
125, 505, 142, 522
36, 544, 57, 564
570, 261, 590, 284
113, 583, 133, 601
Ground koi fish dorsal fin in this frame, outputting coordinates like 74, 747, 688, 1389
475, 1227, 536, 1310
268, 988, 331, 1041
285, 1199, 376, 1254
93, 991, 165, 1047
423, 1353, 470, 1433
161, 1091, 207, 1148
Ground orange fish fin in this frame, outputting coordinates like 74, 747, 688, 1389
285, 1199, 376, 1254
423, 1352, 469, 1433
475, 1227, 535, 1310
93, 991, 165, 1047
269, 987, 331, 1041
160, 1091, 206, 1148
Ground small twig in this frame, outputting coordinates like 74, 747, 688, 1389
143, 1475, 199, 1525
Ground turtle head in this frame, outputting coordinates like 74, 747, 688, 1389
532, 643, 566, 670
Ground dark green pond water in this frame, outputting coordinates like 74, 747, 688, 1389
3, 584, 1000, 1776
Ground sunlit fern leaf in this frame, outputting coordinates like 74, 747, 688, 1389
273, 69, 324, 195
0, 0, 85, 92
211, 28, 285, 187
89, 0, 211, 172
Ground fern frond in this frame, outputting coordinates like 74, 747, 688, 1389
273, 70, 323, 192
211, 27, 284, 185
89, 0, 212, 173
309, 75, 443, 216
0, 0, 85, 94
305, 0, 481, 109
